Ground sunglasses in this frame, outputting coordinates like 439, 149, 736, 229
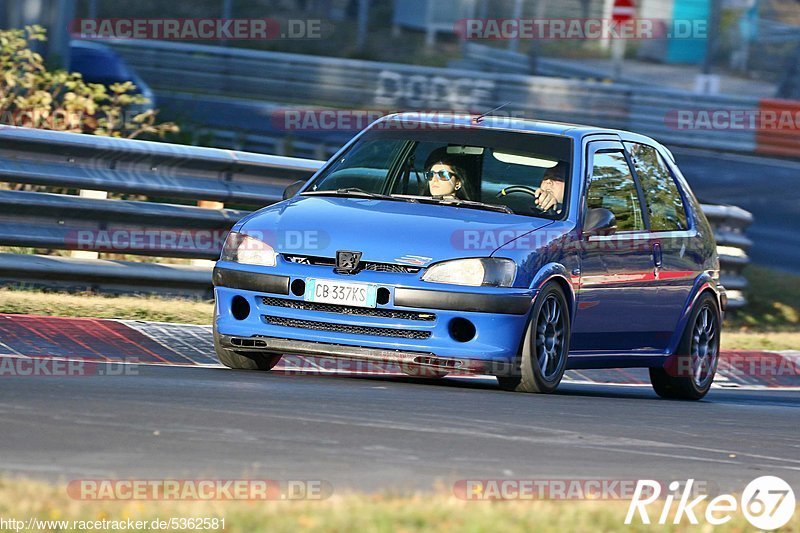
425, 170, 457, 182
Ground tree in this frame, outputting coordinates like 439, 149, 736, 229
0, 25, 178, 139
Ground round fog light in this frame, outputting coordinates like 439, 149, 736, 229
377, 287, 391, 305
291, 278, 306, 297
449, 318, 476, 343
231, 296, 251, 321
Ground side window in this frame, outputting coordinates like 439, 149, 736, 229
625, 143, 688, 231
587, 151, 644, 232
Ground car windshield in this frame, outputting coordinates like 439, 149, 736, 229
70, 47, 134, 84
303, 126, 573, 219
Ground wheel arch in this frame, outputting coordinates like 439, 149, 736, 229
530, 263, 576, 322
668, 275, 724, 355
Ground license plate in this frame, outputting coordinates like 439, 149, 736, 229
304, 278, 378, 308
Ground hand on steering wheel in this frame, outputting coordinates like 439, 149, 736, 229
496, 185, 552, 212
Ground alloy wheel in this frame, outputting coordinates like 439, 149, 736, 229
691, 305, 719, 388
535, 294, 566, 381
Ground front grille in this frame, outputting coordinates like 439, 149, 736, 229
284, 254, 335, 266
363, 262, 420, 273
283, 254, 420, 274
262, 297, 436, 321
264, 316, 431, 340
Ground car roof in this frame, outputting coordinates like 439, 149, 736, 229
70, 40, 118, 55
378, 112, 662, 147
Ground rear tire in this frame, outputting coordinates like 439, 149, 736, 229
649, 293, 720, 400
497, 282, 570, 394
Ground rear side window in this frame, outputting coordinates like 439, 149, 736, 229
587, 151, 645, 232
625, 143, 688, 231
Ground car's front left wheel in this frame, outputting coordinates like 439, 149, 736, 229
497, 282, 570, 394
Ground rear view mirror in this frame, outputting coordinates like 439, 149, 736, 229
447, 145, 484, 155
583, 208, 617, 237
282, 179, 306, 200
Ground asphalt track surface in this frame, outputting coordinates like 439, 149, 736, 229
1, 359, 798, 494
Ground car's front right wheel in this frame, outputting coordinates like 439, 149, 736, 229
497, 282, 570, 394
213, 310, 282, 371
649, 293, 720, 400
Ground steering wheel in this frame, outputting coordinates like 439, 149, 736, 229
496, 185, 547, 211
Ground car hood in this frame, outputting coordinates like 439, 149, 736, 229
237, 196, 554, 267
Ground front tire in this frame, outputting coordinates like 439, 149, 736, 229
497, 282, 571, 394
400, 365, 448, 378
649, 293, 720, 400
213, 311, 282, 371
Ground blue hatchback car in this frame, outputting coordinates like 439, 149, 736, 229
213, 114, 725, 400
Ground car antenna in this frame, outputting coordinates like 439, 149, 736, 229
473, 102, 511, 124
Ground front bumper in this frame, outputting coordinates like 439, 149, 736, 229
213, 263, 535, 367
215, 334, 514, 374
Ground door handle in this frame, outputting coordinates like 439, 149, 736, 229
652, 243, 663, 268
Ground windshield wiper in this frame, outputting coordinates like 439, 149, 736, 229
391, 194, 513, 214
301, 189, 513, 213
301, 187, 394, 199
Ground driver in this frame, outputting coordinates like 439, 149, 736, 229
533, 162, 566, 213
425, 156, 469, 200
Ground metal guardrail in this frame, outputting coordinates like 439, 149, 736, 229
456, 42, 657, 86
0, 126, 321, 204
700, 204, 753, 308
0, 126, 320, 298
105, 39, 775, 157
0, 126, 751, 306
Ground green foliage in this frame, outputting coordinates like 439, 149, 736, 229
728, 265, 800, 331
0, 25, 179, 139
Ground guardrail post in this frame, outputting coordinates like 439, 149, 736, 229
191, 200, 226, 267
70, 189, 108, 259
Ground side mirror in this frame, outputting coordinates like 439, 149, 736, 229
583, 208, 617, 238
282, 179, 306, 200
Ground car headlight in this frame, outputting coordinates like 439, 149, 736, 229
220, 231, 276, 266
421, 258, 516, 287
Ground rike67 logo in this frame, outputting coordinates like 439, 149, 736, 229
626, 476, 795, 530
